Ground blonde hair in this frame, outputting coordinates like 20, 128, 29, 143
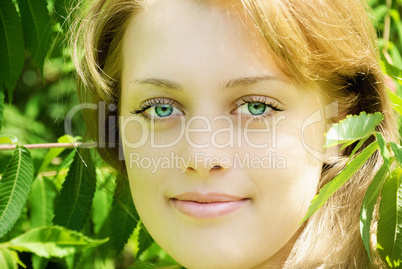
72, 0, 398, 267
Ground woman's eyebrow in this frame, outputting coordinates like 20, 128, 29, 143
224, 75, 287, 88
131, 78, 184, 91
130, 75, 285, 92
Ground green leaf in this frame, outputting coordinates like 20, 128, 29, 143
54, 0, 73, 31
56, 149, 75, 175
0, 135, 18, 145
9, 226, 108, 259
53, 149, 96, 231
381, 51, 402, 79
389, 9, 402, 47
110, 175, 139, 254
346, 136, 369, 164
376, 132, 391, 171
31, 254, 48, 269
325, 112, 384, 148
390, 43, 402, 70
373, 5, 389, 21
30, 178, 58, 228
0, 211, 27, 243
129, 261, 155, 269
0, 145, 34, 238
36, 135, 76, 177
64, 252, 81, 269
75, 247, 115, 269
0, 249, 17, 269
17, 0, 53, 75
136, 224, 153, 259
388, 89, 402, 116
0, 90, 4, 131
92, 170, 114, 235
0, 0, 25, 100
300, 141, 379, 223
390, 142, 402, 167
53, 149, 76, 189
360, 163, 389, 262
377, 168, 402, 267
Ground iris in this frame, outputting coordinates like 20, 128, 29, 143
155, 104, 173, 117
248, 102, 266, 115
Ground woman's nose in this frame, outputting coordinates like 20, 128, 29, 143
178, 115, 234, 176
182, 159, 230, 177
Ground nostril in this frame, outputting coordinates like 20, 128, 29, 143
211, 165, 222, 170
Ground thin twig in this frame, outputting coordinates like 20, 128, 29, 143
0, 142, 97, 150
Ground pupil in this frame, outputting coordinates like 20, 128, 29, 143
155, 105, 173, 117
248, 102, 266, 115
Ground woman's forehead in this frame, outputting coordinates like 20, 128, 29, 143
121, 0, 292, 89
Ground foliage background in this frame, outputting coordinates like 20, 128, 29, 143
0, 0, 402, 268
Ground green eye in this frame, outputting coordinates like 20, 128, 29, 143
154, 104, 173, 117
238, 102, 269, 116
131, 98, 184, 122
247, 102, 266, 115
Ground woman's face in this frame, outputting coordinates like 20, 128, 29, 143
120, 0, 325, 268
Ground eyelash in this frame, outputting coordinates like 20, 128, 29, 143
233, 96, 284, 121
130, 96, 284, 123
130, 97, 182, 123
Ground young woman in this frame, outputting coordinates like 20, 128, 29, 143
72, 0, 398, 267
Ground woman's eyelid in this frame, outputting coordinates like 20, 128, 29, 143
133, 97, 185, 115
131, 95, 284, 119
235, 95, 285, 110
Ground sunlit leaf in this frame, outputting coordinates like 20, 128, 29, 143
381, 52, 402, 79
30, 178, 58, 228
0, 145, 34, 238
389, 9, 402, 47
110, 175, 139, 254
346, 136, 369, 164
388, 89, 402, 116
378, 168, 402, 267
0, 0, 25, 100
390, 43, 402, 70
0, 248, 17, 269
53, 149, 96, 231
376, 132, 391, 171
390, 142, 402, 167
17, 0, 53, 75
360, 163, 389, 262
36, 135, 76, 177
0, 135, 18, 145
53, 149, 76, 190
56, 149, 75, 175
373, 5, 389, 21
300, 141, 379, 223
9, 226, 108, 259
325, 112, 384, 148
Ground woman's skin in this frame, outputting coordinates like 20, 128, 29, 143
119, 0, 327, 268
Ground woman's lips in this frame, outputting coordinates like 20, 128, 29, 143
169, 192, 250, 219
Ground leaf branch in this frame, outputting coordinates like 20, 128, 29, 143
0, 143, 97, 150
